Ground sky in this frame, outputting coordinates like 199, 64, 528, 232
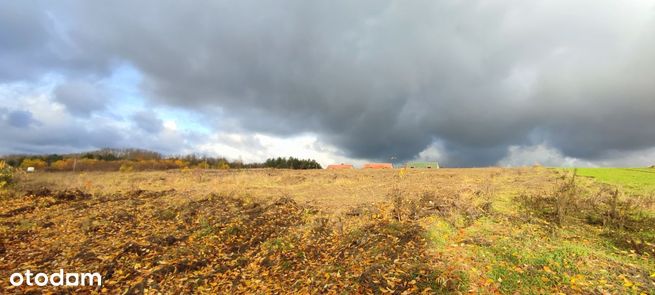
1, 0, 655, 167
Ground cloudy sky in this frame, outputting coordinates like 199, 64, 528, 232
1, 1, 655, 167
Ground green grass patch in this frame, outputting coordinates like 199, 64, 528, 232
486, 242, 589, 293
424, 217, 455, 249
574, 168, 655, 193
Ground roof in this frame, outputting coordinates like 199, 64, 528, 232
405, 162, 439, 169
363, 163, 393, 169
327, 164, 354, 169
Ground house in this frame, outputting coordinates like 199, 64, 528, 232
327, 163, 354, 169
405, 161, 439, 169
363, 163, 393, 169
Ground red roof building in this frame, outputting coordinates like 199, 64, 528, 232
363, 163, 393, 169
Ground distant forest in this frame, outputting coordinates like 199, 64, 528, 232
0, 148, 322, 171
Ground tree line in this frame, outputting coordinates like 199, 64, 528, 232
263, 157, 322, 169
0, 148, 322, 171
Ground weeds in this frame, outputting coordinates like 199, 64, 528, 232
554, 169, 578, 227
155, 208, 177, 221
390, 188, 420, 222
519, 170, 579, 227
414, 190, 490, 227
0, 160, 13, 189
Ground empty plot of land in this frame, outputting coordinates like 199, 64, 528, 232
1, 168, 654, 293
11, 168, 554, 213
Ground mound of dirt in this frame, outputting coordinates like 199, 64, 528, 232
23, 188, 91, 201
24, 187, 52, 198
54, 189, 91, 201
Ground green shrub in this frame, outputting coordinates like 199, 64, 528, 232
196, 161, 210, 169
217, 161, 230, 170
0, 160, 14, 188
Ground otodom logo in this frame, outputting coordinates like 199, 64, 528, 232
9, 270, 102, 287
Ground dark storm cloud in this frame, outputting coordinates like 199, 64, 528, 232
0, 2, 52, 81
0, 2, 111, 82
2, 1, 655, 165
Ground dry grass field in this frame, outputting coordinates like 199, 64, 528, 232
1, 168, 654, 293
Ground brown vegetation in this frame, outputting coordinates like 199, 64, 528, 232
1, 168, 653, 293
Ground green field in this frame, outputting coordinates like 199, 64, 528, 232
575, 168, 655, 194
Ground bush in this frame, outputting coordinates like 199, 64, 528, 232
217, 161, 230, 170
20, 158, 47, 170
51, 159, 74, 171
0, 161, 14, 188
174, 159, 188, 169
215, 159, 230, 170
119, 163, 134, 173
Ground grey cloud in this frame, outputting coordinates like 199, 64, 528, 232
0, 2, 52, 81
131, 111, 163, 134
6, 110, 37, 128
0, 117, 123, 154
215, 133, 266, 152
54, 80, 107, 116
0, 2, 111, 82
0, 111, 196, 156
2, 1, 655, 166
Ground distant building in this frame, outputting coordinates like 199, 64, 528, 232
327, 163, 354, 169
405, 162, 439, 169
26, 167, 35, 173
363, 163, 393, 169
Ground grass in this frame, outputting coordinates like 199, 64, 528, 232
423, 217, 455, 248
575, 167, 655, 194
